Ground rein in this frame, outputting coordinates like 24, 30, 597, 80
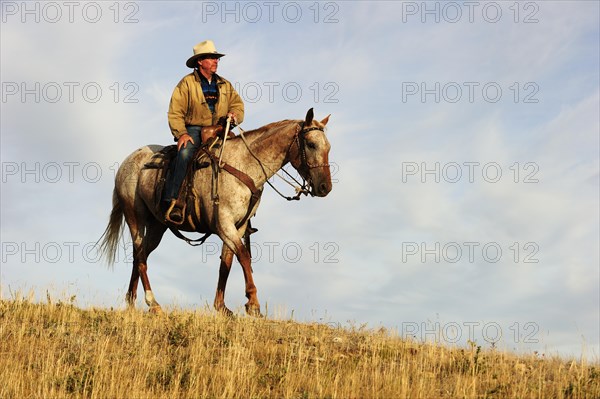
237, 122, 327, 201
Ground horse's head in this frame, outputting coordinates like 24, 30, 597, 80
289, 108, 332, 197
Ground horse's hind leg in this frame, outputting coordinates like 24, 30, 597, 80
124, 203, 167, 312
125, 265, 140, 307
139, 220, 167, 312
214, 245, 234, 316
121, 198, 143, 308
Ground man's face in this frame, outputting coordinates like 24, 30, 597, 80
197, 55, 220, 77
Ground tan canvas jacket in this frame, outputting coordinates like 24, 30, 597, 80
167, 70, 244, 140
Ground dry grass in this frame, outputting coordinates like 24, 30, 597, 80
1, 295, 598, 399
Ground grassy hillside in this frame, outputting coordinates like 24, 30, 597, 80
1, 297, 598, 398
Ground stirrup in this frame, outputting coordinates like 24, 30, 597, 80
165, 200, 185, 225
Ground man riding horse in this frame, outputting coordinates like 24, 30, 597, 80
164, 40, 244, 223
98, 39, 332, 315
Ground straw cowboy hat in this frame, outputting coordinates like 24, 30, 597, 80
185, 40, 225, 68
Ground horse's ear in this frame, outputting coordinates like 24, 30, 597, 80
305, 108, 314, 126
320, 114, 330, 126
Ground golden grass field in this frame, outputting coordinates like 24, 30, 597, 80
1, 295, 598, 399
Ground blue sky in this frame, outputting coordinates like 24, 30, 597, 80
1, 1, 598, 359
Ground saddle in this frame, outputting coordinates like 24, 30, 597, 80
142, 124, 261, 250
142, 124, 241, 231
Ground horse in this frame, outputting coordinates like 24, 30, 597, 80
98, 108, 332, 316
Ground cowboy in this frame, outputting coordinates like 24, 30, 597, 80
164, 40, 245, 223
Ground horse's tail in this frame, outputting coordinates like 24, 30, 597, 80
97, 188, 124, 266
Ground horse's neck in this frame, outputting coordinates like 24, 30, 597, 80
237, 122, 297, 185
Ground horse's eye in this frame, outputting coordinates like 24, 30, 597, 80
306, 142, 317, 150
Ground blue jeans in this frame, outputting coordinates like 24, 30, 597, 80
163, 126, 202, 202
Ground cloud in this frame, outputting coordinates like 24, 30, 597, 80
1, 1, 598, 358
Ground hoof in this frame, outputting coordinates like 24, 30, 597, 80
245, 303, 263, 318
216, 306, 235, 318
149, 305, 163, 314
125, 293, 136, 308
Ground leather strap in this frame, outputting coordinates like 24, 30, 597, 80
168, 226, 212, 247
201, 147, 263, 229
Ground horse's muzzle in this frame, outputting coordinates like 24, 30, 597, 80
312, 179, 332, 197
305, 163, 332, 197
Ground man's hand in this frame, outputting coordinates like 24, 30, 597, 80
177, 133, 195, 151
218, 113, 238, 130
227, 112, 238, 125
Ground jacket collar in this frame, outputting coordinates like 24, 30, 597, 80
193, 69, 223, 84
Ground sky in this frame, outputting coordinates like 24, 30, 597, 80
1, 1, 599, 360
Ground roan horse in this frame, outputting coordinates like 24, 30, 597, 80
99, 109, 332, 316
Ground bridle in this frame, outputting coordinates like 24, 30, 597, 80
295, 124, 331, 171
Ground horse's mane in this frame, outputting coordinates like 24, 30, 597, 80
238, 119, 299, 139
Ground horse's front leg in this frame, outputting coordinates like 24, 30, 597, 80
214, 245, 234, 316
219, 223, 262, 317
238, 242, 262, 317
